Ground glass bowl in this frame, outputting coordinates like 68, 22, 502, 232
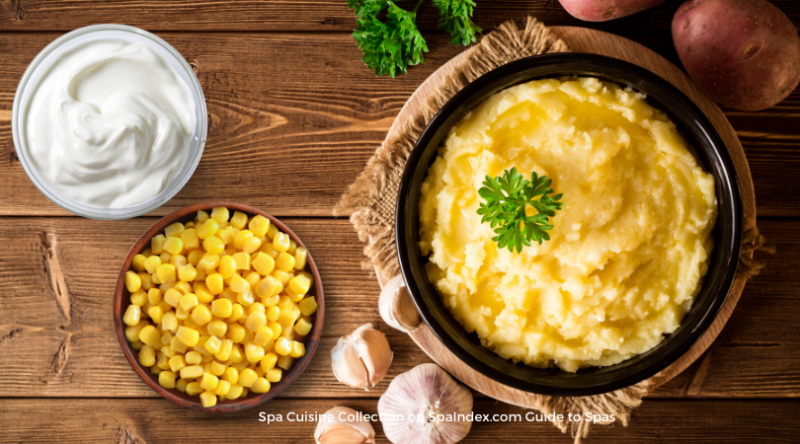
11, 24, 207, 220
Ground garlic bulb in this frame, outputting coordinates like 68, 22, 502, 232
379, 275, 420, 333
331, 323, 392, 388
315, 406, 375, 444
378, 363, 473, 444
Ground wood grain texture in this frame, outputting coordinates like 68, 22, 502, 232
0, 217, 795, 399
1, 398, 798, 443
2, 31, 800, 217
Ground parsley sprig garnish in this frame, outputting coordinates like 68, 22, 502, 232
477, 168, 564, 253
347, 0, 481, 77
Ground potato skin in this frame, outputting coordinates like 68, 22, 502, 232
672, 0, 800, 111
558, 0, 668, 22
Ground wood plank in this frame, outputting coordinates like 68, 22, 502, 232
1, 0, 798, 32
1, 398, 798, 443
2, 32, 800, 217
0, 217, 797, 398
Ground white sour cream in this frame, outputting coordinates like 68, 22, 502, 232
24, 39, 196, 208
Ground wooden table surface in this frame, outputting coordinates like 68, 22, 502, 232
1, 1, 798, 443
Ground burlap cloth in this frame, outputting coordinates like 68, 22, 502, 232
336, 17, 770, 442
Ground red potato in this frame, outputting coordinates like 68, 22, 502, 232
558, 0, 668, 22
672, 0, 800, 111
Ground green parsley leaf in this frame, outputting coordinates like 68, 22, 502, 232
476, 167, 564, 253
431, 0, 481, 46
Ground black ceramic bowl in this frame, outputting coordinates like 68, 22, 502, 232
396, 53, 742, 396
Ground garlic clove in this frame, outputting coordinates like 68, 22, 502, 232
379, 275, 421, 333
331, 323, 393, 389
315, 406, 375, 444
378, 363, 473, 444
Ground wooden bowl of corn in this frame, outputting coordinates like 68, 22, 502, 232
113, 202, 324, 412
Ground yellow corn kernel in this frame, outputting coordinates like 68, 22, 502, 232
284, 240, 295, 255
125, 321, 149, 343
179, 293, 199, 311
289, 341, 305, 358
289, 274, 312, 296
181, 365, 205, 380
198, 253, 220, 271
260, 352, 278, 372
151, 234, 167, 254
207, 301, 230, 320
176, 378, 189, 393
253, 326, 274, 346
285, 287, 304, 303
294, 318, 312, 336
132, 254, 147, 272
159, 281, 174, 293
234, 230, 254, 250
187, 249, 204, 266
268, 321, 282, 339
177, 264, 197, 282
204, 335, 222, 354
160, 345, 176, 359
226, 384, 244, 400
228, 323, 246, 343
123, 305, 142, 326
168, 338, 186, 356
236, 291, 255, 307
162, 288, 181, 308
278, 309, 300, 329
293, 246, 308, 270
175, 281, 192, 295
185, 381, 203, 396
210, 206, 229, 223
266, 306, 281, 323
158, 370, 176, 389
185, 350, 202, 365
125, 271, 142, 293
130, 341, 143, 351
245, 311, 267, 332
195, 209, 209, 224
163, 237, 184, 255
138, 325, 161, 346
180, 228, 200, 250
131, 290, 148, 307
249, 252, 274, 276
201, 236, 224, 256
226, 274, 248, 295
156, 264, 176, 284
228, 304, 245, 323
169, 254, 187, 267
139, 345, 156, 367
266, 224, 278, 240
164, 222, 184, 238
147, 288, 162, 305
191, 305, 212, 326
244, 342, 265, 362
150, 365, 161, 375
147, 305, 164, 324
158, 314, 176, 335
281, 327, 296, 341
254, 276, 281, 299
243, 214, 267, 238
228, 211, 247, 230
272, 270, 291, 285
218, 255, 236, 279
219, 287, 236, 302
138, 272, 153, 291
230, 252, 249, 271
239, 368, 258, 388
197, 219, 220, 240
299, 297, 319, 316
175, 305, 189, 320
232, 360, 249, 372
261, 242, 279, 259
161, 331, 173, 347
198, 390, 216, 408
205, 273, 224, 295
266, 367, 282, 383
277, 355, 294, 371
247, 303, 266, 316
273, 337, 292, 356
217, 226, 234, 245
242, 236, 262, 254
169, 355, 186, 372
213, 379, 231, 397
276, 252, 295, 272
192, 283, 212, 304
206, 360, 225, 377
250, 377, 270, 394
176, 326, 200, 347
272, 232, 290, 253
243, 271, 259, 288
199, 372, 219, 391
262, 294, 280, 308
206, 320, 227, 338
228, 344, 244, 364
215, 339, 233, 361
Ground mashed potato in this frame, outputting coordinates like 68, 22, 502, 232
418, 77, 717, 372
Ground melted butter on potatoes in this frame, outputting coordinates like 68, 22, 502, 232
418, 77, 717, 372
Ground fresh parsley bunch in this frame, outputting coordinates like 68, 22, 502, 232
348, 0, 481, 77
477, 168, 564, 253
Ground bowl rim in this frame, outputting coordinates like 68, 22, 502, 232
395, 53, 743, 396
113, 202, 325, 412
11, 24, 208, 220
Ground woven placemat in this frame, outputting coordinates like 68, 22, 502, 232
336, 17, 769, 442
